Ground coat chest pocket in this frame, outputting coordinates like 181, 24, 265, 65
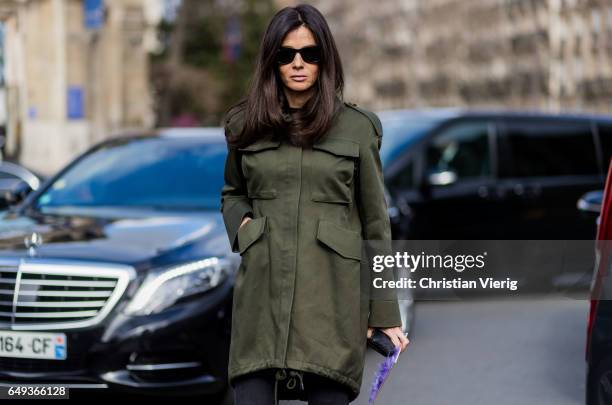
310, 138, 360, 204
238, 139, 282, 200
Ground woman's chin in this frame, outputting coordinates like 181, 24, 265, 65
287, 83, 314, 93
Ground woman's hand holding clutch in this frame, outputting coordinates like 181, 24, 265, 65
367, 326, 409, 354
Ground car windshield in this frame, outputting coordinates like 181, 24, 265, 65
378, 112, 449, 166
34, 136, 228, 212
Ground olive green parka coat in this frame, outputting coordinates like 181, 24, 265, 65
220, 100, 402, 402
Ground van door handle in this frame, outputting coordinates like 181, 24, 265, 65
478, 185, 502, 200
525, 184, 542, 198
512, 183, 542, 199
477, 185, 490, 199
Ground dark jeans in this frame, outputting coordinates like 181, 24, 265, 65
233, 368, 351, 405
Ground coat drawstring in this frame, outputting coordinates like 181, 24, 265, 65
274, 368, 305, 405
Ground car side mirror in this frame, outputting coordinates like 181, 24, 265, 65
577, 190, 602, 215
426, 169, 458, 186
1, 179, 32, 208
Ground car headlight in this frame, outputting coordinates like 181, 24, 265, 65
123, 257, 232, 316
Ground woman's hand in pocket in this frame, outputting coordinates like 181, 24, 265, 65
239, 215, 252, 230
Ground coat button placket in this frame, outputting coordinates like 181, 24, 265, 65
279, 145, 302, 368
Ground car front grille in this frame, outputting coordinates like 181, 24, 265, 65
0, 258, 134, 330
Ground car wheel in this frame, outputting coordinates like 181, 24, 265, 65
587, 356, 612, 405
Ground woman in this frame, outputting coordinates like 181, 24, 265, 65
220, 4, 409, 405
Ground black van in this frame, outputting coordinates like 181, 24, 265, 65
379, 109, 612, 240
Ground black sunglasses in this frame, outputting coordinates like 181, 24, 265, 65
275, 46, 322, 65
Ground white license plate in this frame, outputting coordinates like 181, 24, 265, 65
0, 330, 67, 360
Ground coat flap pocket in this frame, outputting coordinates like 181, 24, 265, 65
237, 216, 267, 254
238, 139, 282, 153
312, 138, 360, 158
316, 219, 362, 261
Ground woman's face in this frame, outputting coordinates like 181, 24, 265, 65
278, 25, 319, 94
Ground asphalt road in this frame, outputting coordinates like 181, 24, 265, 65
65, 295, 588, 404
350, 295, 588, 405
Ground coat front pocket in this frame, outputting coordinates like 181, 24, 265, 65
315, 219, 362, 262
237, 216, 268, 255
231, 215, 272, 364
310, 138, 359, 204
314, 218, 363, 342
235, 217, 270, 319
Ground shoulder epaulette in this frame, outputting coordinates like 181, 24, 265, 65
344, 101, 382, 138
224, 106, 246, 138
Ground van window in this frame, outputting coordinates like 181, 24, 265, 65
389, 160, 414, 189
425, 121, 491, 183
503, 120, 598, 177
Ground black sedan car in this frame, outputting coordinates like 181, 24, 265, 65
0, 128, 238, 402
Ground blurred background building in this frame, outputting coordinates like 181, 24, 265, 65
306, 0, 612, 113
1, 0, 612, 175
0, 0, 158, 175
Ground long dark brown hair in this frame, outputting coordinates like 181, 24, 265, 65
224, 4, 344, 149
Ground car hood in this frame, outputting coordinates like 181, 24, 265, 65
0, 207, 229, 265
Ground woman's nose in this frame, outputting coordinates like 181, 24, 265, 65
292, 53, 304, 67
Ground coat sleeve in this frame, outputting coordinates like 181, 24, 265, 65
357, 112, 403, 329
220, 123, 253, 253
